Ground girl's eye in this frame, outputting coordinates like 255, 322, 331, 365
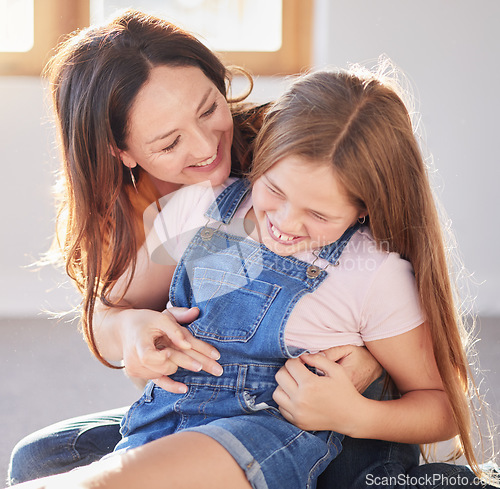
311, 212, 328, 222
201, 102, 218, 117
161, 136, 180, 153
266, 185, 282, 197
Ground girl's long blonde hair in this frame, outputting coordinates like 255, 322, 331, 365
250, 61, 492, 478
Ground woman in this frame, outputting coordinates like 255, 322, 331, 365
7, 9, 492, 489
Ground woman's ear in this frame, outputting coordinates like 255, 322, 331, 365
110, 144, 137, 169
120, 151, 137, 169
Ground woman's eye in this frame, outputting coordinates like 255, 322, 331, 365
201, 102, 218, 117
162, 136, 180, 153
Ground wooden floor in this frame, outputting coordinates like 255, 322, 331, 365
1, 315, 499, 480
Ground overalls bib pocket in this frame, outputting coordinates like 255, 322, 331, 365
188, 267, 281, 342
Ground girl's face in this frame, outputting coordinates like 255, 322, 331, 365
251, 155, 364, 256
119, 65, 233, 192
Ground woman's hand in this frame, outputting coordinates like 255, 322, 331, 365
273, 353, 367, 434
320, 344, 382, 393
117, 306, 223, 393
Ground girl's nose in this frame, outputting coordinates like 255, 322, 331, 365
274, 204, 302, 235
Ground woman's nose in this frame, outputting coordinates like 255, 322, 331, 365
191, 126, 216, 161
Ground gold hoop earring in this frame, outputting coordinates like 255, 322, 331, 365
129, 167, 138, 193
358, 216, 366, 225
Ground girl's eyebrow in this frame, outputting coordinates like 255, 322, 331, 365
146, 87, 214, 146
263, 174, 283, 193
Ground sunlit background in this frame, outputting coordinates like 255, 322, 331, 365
91, 0, 282, 52
0, 0, 34, 52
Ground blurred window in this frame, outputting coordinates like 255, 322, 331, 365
0, 0, 90, 76
0, 0, 34, 53
0, 0, 311, 76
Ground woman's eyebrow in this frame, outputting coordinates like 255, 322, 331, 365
146, 87, 214, 146
147, 128, 176, 145
196, 87, 214, 112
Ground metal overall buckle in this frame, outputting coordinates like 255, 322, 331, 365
306, 248, 339, 279
200, 219, 223, 241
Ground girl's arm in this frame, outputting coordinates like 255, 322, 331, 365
358, 322, 456, 442
93, 243, 222, 392
274, 323, 458, 443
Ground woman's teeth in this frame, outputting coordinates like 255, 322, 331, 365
192, 152, 217, 167
270, 223, 295, 242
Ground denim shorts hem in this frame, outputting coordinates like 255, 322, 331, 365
185, 425, 268, 489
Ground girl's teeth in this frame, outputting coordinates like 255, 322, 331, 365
193, 152, 217, 167
271, 224, 295, 241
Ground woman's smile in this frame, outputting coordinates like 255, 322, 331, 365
187, 141, 223, 171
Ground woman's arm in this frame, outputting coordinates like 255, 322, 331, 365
274, 323, 458, 444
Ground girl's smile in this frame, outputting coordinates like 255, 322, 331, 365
267, 219, 305, 244
249, 155, 364, 256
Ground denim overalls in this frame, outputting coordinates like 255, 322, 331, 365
116, 179, 360, 489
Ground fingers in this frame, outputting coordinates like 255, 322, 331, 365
121, 308, 224, 390
320, 345, 354, 363
300, 352, 343, 378
168, 348, 223, 377
153, 328, 222, 377
320, 345, 383, 393
165, 306, 200, 324
273, 358, 312, 413
153, 376, 189, 394
180, 328, 221, 361
156, 310, 194, 350
125, 346, 179, 380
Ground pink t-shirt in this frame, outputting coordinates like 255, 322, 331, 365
149, 179, 423, 351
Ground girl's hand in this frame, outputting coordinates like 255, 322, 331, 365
118, 307, 222, 393
320, 344, 383, 393
273, 353, 367, 434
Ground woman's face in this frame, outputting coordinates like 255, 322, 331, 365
120, 65, 234, 191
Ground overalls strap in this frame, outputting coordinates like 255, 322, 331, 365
204, 179, 251, 224
318, 222, 362, 265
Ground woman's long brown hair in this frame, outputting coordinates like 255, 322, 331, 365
44, 9, 265, 368
249, 63, 492, 479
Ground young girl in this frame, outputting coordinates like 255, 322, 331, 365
10, 64, 493, 489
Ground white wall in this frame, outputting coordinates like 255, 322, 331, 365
1, 0, 499, 316
0, 77, 81, 316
